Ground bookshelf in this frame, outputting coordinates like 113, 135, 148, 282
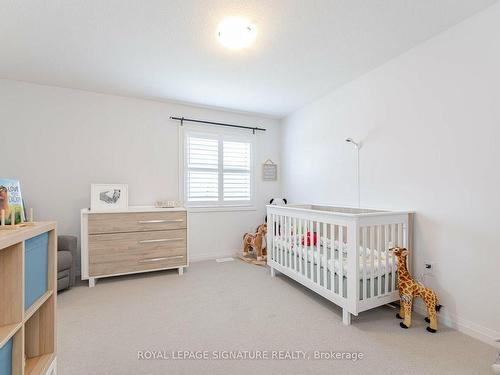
0, 222, 56, 375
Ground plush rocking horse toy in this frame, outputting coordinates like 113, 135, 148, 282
243, 224, 267, 261
390, 247, 441, 333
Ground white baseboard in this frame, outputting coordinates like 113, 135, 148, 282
413, 301, 500, 348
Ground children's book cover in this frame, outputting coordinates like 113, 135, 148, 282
0, 179, 25, 224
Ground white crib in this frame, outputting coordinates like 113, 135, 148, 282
267, 204, 413, 325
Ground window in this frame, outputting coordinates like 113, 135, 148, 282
184, 130, 253, 207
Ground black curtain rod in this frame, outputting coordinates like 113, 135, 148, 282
170, 116, 266, 134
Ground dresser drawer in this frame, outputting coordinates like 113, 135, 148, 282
90, 253, 186, 277
88, 211, 186, 234
89, 230, 187, 276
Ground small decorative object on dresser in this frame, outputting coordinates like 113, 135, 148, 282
90, 183, 128, 211
81, 206, 188, 287
154, 200, 180, 208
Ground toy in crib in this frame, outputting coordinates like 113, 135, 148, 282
390, 247, 441, 333
301, 231, 317, 246
243, 224, 268, 261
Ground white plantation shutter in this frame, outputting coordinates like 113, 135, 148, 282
184, 131, 253, 205
186, 136, 219, 201
223, 141, 251, 201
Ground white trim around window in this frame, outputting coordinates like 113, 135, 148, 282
179, 126, 256, 210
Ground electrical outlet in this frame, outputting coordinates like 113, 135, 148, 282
424, 261, 435, 275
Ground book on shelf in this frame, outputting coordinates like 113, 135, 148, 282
0, 178, 25, 224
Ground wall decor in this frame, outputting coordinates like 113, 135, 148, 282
262, 159, 278, 181
90, 184, 128, 211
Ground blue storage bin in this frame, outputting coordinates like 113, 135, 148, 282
25, 232, 49, 310
0, 338, 12, 375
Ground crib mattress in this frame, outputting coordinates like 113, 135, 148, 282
273, 254, 397, 299
273, 238, 395, 278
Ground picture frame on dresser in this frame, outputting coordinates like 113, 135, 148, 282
80, 206, 189, 288
90, 184, 128, 212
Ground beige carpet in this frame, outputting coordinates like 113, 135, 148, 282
57, 260, 496, 374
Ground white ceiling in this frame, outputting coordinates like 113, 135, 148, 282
1, 0, 497, 117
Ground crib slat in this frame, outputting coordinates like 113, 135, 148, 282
287, 216, 291, 268
329, 223, 334, 294
370, 226, 375, 299
304, 220, 311, 278
309, 220, 313, 281
283, 215, 286, 266
292, 217, 296, 272
338, 225, 344, 298
403, 223, 407, 248
285, 215, 288, 267
289, 216, 293, 268
296, 217, 300, 272
298, 219, 302, 275
270, 214, 274, 262
281, 215, 285, 266
274, 215, 278, 263
283, 216, 290, 267
391, 224, 396, 292
375, 225, 383, 296
359, 226, 363, 299
281, 215, 284, 265
269, 214, 276, 261
274, 214, 278, 262
384, 224, 389, 293
284, 215, 287, 266
310, 221, 314, 281
296, 218, 300, 273
290, 217, 293, 267
398, 223, 403, 248
282, 215, 286, 266
316, 221, 321, 285
322, 222, 327, 288
377, 225, 382, 296
362, 226, 368, 300
303, 219, 307, 277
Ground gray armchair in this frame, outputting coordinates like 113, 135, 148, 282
57, 235, 77, 291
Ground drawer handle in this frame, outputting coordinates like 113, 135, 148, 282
138, 255, 184, 263
138, 238, 184, 244
138, 219, 184, 224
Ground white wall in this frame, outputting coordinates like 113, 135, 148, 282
0, 79, 281, 269
281, 3, 500, 344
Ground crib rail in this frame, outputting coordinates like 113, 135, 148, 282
267, 205, 412, 317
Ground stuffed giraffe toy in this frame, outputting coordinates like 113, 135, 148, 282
390, 247, 441, 333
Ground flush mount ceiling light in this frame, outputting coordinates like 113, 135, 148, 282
217, 17, 257, 50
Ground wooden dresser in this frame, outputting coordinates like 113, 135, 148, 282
81, 206, 188, 287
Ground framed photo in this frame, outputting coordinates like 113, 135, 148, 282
90, 184, 128, 211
